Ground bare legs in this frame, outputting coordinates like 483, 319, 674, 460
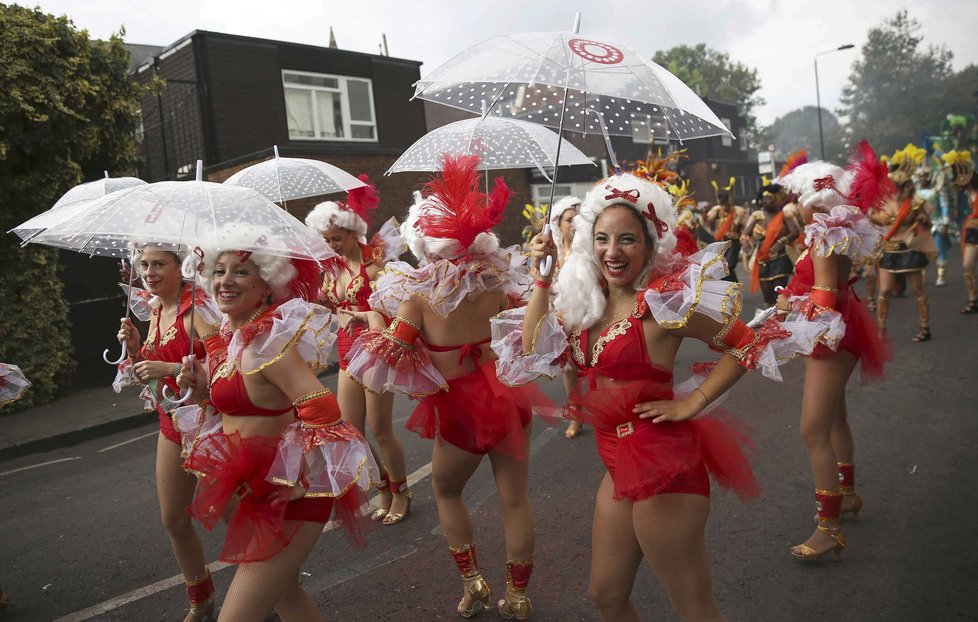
562, 370, 582, 439
217, 522, 325, 622
877, 269, 929, 340
794, 353, 858, 556
589, 475, 724, 622
156, 434, 211, 621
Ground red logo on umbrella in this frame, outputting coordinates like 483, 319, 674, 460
568, 39, 623, 65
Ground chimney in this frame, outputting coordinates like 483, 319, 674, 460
329, 27, 337, 49
382, 33, 389, 56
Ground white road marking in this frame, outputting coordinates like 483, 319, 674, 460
97, 430, 159, 453
0, 456, 82, 478
55, 459, 438, 621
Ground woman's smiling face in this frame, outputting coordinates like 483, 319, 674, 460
137, 250, 182, 297
592, 205, 653, 287
211, 252, 269, 321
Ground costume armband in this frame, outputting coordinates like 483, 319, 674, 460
713, 319, 759, 360
809, 287, 837, 310
382, 316, 421, 350
294, 390, 341, 427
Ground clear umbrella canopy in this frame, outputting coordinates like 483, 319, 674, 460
414, 31, 731, 141
10, 175, 147, 242
31, 165, 335, 262
223, 145, 366, 203
386, 115, 594, 177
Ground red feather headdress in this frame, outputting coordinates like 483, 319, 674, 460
416, 154, 512, 252
844, 140, 894, 214
779, 149, 808, 178
343, 175, 380, 225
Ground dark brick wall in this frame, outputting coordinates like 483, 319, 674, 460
209, 155, 532, 248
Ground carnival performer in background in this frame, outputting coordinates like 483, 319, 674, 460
873, 144, 937, 342
495, 171, 820, 622
114, 246, 221, 622
777, 142, 892, 562
704, 178, 744, 282
305, 180, 412, 525
550, 195, 586, 439
742, 181, 803, 307
177, 224, 376, 622
345, 155, 548, 619
0, 362, 31, 617
915, 162, 947, 286
941, 151, 978, 313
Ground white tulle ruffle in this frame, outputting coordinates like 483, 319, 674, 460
267, 420, 379, 497
344, 328, 448, 398
490, 307, 569, 386
172, 401, 223, 461
368, 245, 531, 318
226, 299, 338, 375
805, 205, 882, 261
119, 284, 222, 325
644, 242, 742, 329
0, 363, 31, 408
369, 217, 407, 264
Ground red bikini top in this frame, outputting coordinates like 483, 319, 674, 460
140, 284, 207, 393
424, 336, 492, 366
324, 243, 376, 311
210, 368, 294, 418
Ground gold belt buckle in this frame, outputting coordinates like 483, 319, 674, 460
234, 482, 252, 500
616, 422, 634, 438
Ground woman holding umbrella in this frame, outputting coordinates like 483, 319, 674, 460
115, 245, 222, 622
345, 156, 549, 619
177, 223, 376, 621
304, 179, 412, 525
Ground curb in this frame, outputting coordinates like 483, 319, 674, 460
0, 410, 152, 464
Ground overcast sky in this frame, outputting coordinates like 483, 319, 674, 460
14, 0, 978, 126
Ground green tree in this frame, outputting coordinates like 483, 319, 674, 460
760, 106, 846, 163
653, 43, 765, 141
838, 10, 954, 156
0, 5, 143, 409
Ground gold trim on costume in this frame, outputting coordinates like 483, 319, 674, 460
293, 389, 331, 405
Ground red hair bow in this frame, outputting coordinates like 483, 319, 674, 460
604, 186, 640, 203
643, 203, 669, 239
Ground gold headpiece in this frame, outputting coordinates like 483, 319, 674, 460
942, 150, 974, 187
888, 143, 926, 184
627, 148, 687, 186
668, 179, 696, 210
521, 203, 548, 243
710, 177, 736, 202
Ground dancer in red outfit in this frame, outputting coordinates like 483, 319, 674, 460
115, 247, 221, 621
305, 179, 411, 524
777, 142, 893, 561
499, 172, 827, 622
177, 224, 376, 622
345, 155, 546, 619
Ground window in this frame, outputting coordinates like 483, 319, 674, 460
631, 115, 671, 145
721, 118, 733, 147
282, 70, 377, 142
738, 127, 748, 151
530, 183, 593, 208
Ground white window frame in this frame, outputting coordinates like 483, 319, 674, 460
282, 70, 378, 143
738, 127, 748, 151
720, 118, 733, 147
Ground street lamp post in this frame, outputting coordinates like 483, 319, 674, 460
814, 44, 855, 159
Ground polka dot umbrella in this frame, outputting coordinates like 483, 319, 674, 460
415, 12, 732, 273
386, 115, 595, 180
223, 145, 366, 205
29, 161, 337, 385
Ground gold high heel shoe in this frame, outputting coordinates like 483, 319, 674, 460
791, 526, 846, 561
497, 559, 533, 620
842, 492, 863, 519
184, 571, 216, 622
459, 573, 493, 618
383, 478, 412, 525
838, 462, 862, 520
370, 472, 392, 521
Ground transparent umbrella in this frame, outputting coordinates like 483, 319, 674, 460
0, 363, 31, 409
31, 161, 337, 384
386, 115, 594, 180
223, 145, 366, 203
415, 13, 731, 273
9, 173, 147, 243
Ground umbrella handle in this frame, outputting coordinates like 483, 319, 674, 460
103, 342, 128, 365
539, 224, 554, 276
161, 383, 194, 406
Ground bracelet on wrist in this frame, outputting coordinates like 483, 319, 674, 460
534, 279, 552, 289
171, 363, 182, 378
694, 387, 710, 407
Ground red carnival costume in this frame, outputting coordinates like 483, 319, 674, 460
182, 286, 378, 563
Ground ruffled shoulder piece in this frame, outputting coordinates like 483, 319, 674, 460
178, 283, 223, 327
369, 245, 532, 318
644, 242, 742, 329
367, 217, 406, 265
490, 307, 569, 386
119, 284, 157, 322
805, 205, 883, 261
225, 299, 338, 375
0, 363, 32, 408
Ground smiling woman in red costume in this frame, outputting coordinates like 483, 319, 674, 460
777, 143, 892, 561
176, 224, 376, 622
114, 245, 221, 622
494, 170, 833, 622
345, 155, 549, 619
305, 179, 412, 525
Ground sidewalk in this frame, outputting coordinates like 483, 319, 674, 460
0, 384, 149, 462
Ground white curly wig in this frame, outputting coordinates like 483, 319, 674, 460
778, 161, 848, 212
555, 173, 678, 330
549, 195, 582, 248
399, 190, 500, 262
191, 223, 297, 302
305, 201, 368, 243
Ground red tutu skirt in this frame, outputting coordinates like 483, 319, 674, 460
810, 291, 890, 382
570, 379, 760, 503
184, 432, 370, 563
407, 361, 554, 460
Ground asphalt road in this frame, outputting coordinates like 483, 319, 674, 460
1, 263, 976, 621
